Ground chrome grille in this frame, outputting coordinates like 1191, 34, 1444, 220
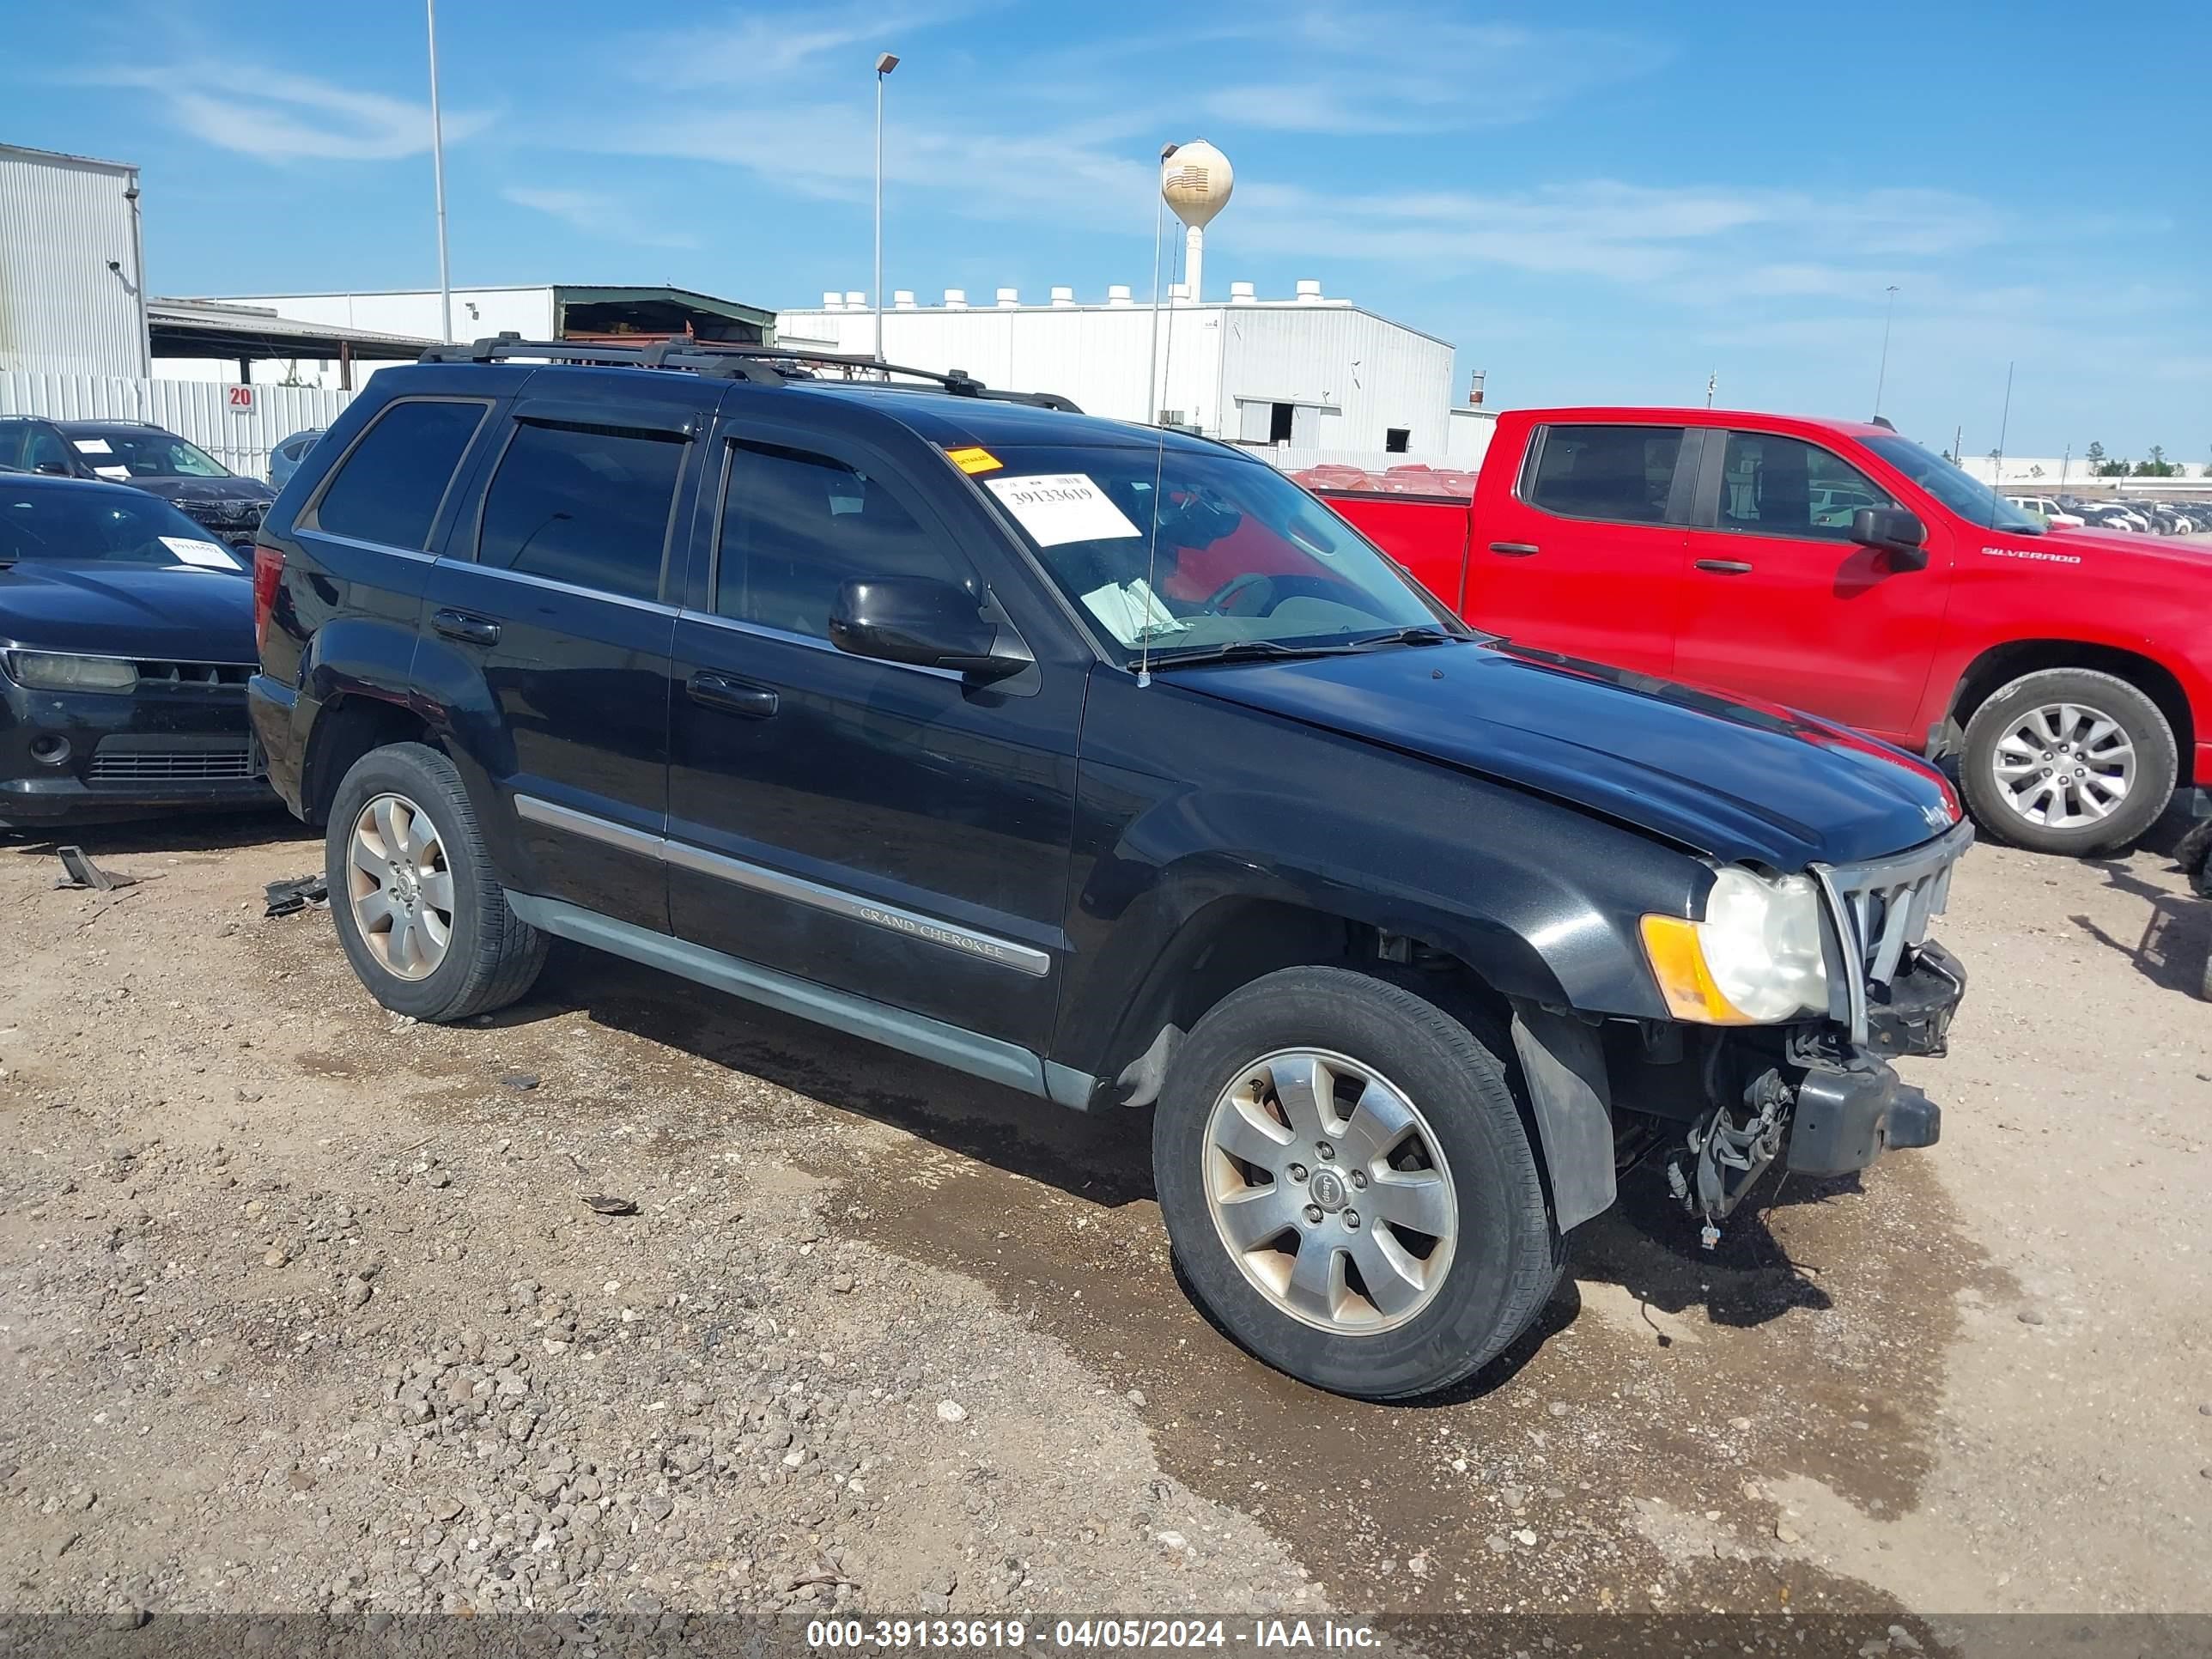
1812, 817, 1974, 1042
89, 738, 258, 781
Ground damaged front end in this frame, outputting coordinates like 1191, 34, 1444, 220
1512, 821, 1972, 1243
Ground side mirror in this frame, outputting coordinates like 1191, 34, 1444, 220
829, 577, 1030, 681
1851, 506, 1929, 570
33, 461, 72, 477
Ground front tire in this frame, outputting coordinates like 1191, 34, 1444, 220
1152, 967, 1560, 1400
1959, 668, 2175, 856
325, 743, 547, 1023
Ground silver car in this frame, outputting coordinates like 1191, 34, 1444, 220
268, 428, 325, 489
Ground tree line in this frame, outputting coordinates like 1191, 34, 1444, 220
2084, 442, 2205, 478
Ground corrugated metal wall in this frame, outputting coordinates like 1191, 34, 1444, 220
0, 147, 146, 380
0, 372, 355, 482
779, 299, 1449, 452
1218, 307, 1455, 455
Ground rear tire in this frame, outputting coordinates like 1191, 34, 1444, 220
1959, 668, 2175, 856
1152, 966, 1559, 1400
325, 743, 547, 1023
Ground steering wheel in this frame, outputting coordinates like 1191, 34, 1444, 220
1203, 572, 1277, 615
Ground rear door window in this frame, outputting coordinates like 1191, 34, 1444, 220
476, 420, 684, 603
313, 399, 489, 551
1523, 424, 1686, 524
714, 440, 969, 639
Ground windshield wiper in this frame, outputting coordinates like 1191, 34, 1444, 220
1150, 627, 1468, 670
1147, 639, 1367, 669
1346, 625, 1462, 648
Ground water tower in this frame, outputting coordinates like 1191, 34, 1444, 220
1161, 140, 1233, 303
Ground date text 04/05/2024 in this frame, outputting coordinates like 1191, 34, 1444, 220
803, 1620, 1382, 1650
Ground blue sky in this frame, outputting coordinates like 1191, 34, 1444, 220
9, 0, 2207, 459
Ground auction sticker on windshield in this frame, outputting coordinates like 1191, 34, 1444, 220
161, 536, 241, 570
984, 473, 1140, 547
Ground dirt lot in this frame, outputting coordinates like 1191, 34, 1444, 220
1, 807, 2207, 1643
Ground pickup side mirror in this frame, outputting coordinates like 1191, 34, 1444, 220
1850, 505, 1929, 570
829, 577, 1030, 681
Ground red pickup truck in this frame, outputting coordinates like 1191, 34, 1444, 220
1304, 407, 2212, 856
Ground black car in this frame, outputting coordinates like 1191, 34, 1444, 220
1, 474, 272, 826
250, 339, 1971, 1400
0, 416, 276, 549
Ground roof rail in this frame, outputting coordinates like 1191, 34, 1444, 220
416, 332, 1082, 410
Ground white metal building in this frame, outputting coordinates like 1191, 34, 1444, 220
777, 280, 1456, 456
0, 142, 149, 380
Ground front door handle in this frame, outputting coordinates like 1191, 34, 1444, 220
1489, 541, 1540, 557
689, 672, 779, 720
431, 608, 501, 646
1694, 559, 1754, 575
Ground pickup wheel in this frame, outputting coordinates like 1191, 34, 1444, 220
324, 743, 548, 1023
1152, 967, 1559, 1400
1959, 668, 2176, 856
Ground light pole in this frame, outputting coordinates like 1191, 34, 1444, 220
1873, 283, 1899, 416
426, 0, 453, 344
873, 52, 899, 364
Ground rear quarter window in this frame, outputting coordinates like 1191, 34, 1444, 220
310, 398, 490, 551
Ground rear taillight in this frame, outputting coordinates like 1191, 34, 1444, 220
252, 542, 284, 655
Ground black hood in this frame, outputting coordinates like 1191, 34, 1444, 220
1169, 641, 1961, 869
136, 477, 276, 506
0, 558, 256, 662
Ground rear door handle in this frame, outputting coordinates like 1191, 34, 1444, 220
1694, 559, 1754, 574
1489, 541, 1540, 557
431, 608, 501, 646
688, 672, 779, 720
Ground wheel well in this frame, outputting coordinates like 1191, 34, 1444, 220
302, 696, 435, 825
1945, 640, 2194, 762
1103, 897, 1513, 1103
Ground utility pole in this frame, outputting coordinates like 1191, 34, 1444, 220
426, 0, 453, 343
872, 52, 899, 363
1874, 284, 1899, 416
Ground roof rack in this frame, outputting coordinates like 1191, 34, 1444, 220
416, 333, 1082, 412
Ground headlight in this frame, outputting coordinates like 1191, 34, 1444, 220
1640, 866, 1830, 1024
4, 651, 140, 693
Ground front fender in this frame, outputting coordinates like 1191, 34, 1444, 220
1051, 705, 1702, 1081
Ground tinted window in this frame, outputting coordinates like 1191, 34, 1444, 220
1861, 434, 2044, 532
715, 442, 968, 638
478, 421, 683, 602
1526, 424, 1684, 524
23, 427, 76, 474
1720, 433, 1895, 538
315, 400, 488, 550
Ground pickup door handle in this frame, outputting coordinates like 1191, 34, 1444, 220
688, 672, 779, 720
1488, 541, 1540, 557
431, 608, 501, 646
1694, 559, 1755, 575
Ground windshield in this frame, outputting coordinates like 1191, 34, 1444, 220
1863, 435, 2043, 534
71, 430, 233, 479
965, 444, 1460, 662
0, 486, 245, 568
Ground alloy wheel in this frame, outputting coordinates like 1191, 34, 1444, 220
1202, 1048, 1457, 1334
1990, 702, 2136, 830
347, 792, 455, 981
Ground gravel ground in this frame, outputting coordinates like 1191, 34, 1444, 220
0, 805, 2206, 1642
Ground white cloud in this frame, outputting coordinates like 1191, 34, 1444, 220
86, 64, 493, 162
641, 0, 985, 85
503, 186, 699, 250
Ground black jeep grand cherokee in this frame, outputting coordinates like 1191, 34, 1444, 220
250, 338, 1970, 1400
